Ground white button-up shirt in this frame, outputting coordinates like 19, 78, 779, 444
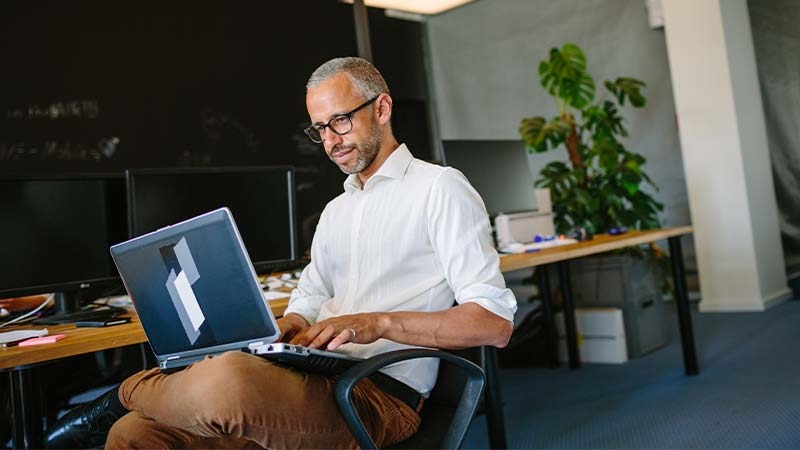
286, 144, 517, 394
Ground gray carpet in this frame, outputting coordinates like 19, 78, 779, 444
463, 299, 800, 449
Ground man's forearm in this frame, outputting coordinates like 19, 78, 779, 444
379, 302, 512, 350
293, 302, 513, 351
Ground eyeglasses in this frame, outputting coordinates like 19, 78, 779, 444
303, 95, 379, 144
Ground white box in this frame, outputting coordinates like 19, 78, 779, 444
555, 307, 628, 364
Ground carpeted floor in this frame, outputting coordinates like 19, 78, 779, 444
463, 299, 800, 449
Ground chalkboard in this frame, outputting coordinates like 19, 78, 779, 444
1, 1, 352, 170
0, 1, 433, 252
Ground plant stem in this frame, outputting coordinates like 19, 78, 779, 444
565, 120, 583, 170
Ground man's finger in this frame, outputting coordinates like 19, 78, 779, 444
308, 325, 337, 349
326, 328, 354, 351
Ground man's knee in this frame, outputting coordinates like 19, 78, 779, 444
188, 352, 282, 408
105, 411, 160, 449
108, 410, 208, 449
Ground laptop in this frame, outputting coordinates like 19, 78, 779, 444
109, 207, 361, 374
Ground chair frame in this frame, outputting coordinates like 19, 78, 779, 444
334, 348, 486, 450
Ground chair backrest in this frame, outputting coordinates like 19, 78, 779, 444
334, 349, 486, 450
389, 354, 483, 449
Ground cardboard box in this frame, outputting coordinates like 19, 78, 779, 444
555, 307, 628, 364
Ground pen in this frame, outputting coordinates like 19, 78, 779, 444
2, 338, 28, 348
75, 317, 132, 327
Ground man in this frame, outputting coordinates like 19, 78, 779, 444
45, 57, 517, 449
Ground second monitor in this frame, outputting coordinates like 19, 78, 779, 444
441, 140, 538, 217
126, 166, 300, 274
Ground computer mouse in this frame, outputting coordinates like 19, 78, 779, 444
505, 242, 524, 253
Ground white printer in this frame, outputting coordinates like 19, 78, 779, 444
494, 189, 557, 250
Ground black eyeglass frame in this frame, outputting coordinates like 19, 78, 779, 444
303, 95, 380, 143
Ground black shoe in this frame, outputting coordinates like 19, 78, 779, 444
44, 388, 126, 449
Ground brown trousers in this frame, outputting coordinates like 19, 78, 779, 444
105, 351, 421, 449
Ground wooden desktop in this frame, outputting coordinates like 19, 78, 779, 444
0, 298, 289, 449
0, 299, 289, 370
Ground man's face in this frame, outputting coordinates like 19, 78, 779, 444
306, 73, 382, 175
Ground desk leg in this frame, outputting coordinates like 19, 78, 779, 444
480, 346, 507, 450
668, 236, 700, 375
9, 367, 44, 450
538, 265, 559, 368
558, 261, 581, 369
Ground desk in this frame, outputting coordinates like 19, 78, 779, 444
2, 228, 694, 450
0, 298, 288, 449
499, 226, 697, 375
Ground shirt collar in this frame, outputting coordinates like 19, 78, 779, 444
343, 143, 413, 193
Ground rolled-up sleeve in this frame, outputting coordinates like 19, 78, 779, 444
426, 168, 517, 322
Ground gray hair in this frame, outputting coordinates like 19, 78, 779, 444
306, 57, 390, 100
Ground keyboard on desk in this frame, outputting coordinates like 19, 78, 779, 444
32, 306, 127, 325
257, 259, 309, 277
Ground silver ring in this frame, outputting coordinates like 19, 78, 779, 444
348, 328, 357, 341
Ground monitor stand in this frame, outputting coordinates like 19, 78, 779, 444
53, 291, 82, 314
33, 288, 102, 324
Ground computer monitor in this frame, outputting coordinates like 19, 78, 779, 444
126, 166, 299, 274
0, 174, 128, 312
441, 140, 538, 217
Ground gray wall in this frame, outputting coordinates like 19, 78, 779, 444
425, 0, 691, 249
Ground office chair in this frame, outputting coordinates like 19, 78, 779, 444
334, 348, 486, 450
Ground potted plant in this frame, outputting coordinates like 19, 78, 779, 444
518, 43, 670, 357
518, 43, 663, 234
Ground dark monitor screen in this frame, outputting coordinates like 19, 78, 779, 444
0, 175, 127, 302
126, 166, 298, 274
442, 140, 538, 217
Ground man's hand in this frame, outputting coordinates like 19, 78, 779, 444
276, 313, 311, 343
290, 312, 388, 351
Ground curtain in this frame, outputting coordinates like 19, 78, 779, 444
749, 0, 800, 276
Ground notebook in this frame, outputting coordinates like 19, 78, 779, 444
109, 207, 361, 374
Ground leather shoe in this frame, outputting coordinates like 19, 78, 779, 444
44, 388, 126, 449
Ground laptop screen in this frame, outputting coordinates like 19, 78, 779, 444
112, 209, 279, 356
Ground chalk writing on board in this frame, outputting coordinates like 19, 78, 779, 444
1, 98, 120, 161
0, 138, 120, 161
6, 100, 100, 120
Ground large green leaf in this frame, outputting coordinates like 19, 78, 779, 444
584, 100, 628, 142
592, 141, 620, 172
605, 78, 647, 108
519, 116, 571, 153
539, 44, 595, 110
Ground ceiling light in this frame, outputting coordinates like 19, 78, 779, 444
340, 0, 474, 15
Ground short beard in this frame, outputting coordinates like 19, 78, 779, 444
332, 120, 382, 175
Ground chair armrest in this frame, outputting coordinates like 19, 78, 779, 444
334, 348, 485, 450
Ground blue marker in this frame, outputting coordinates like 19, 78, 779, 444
609, 227, 629, 235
